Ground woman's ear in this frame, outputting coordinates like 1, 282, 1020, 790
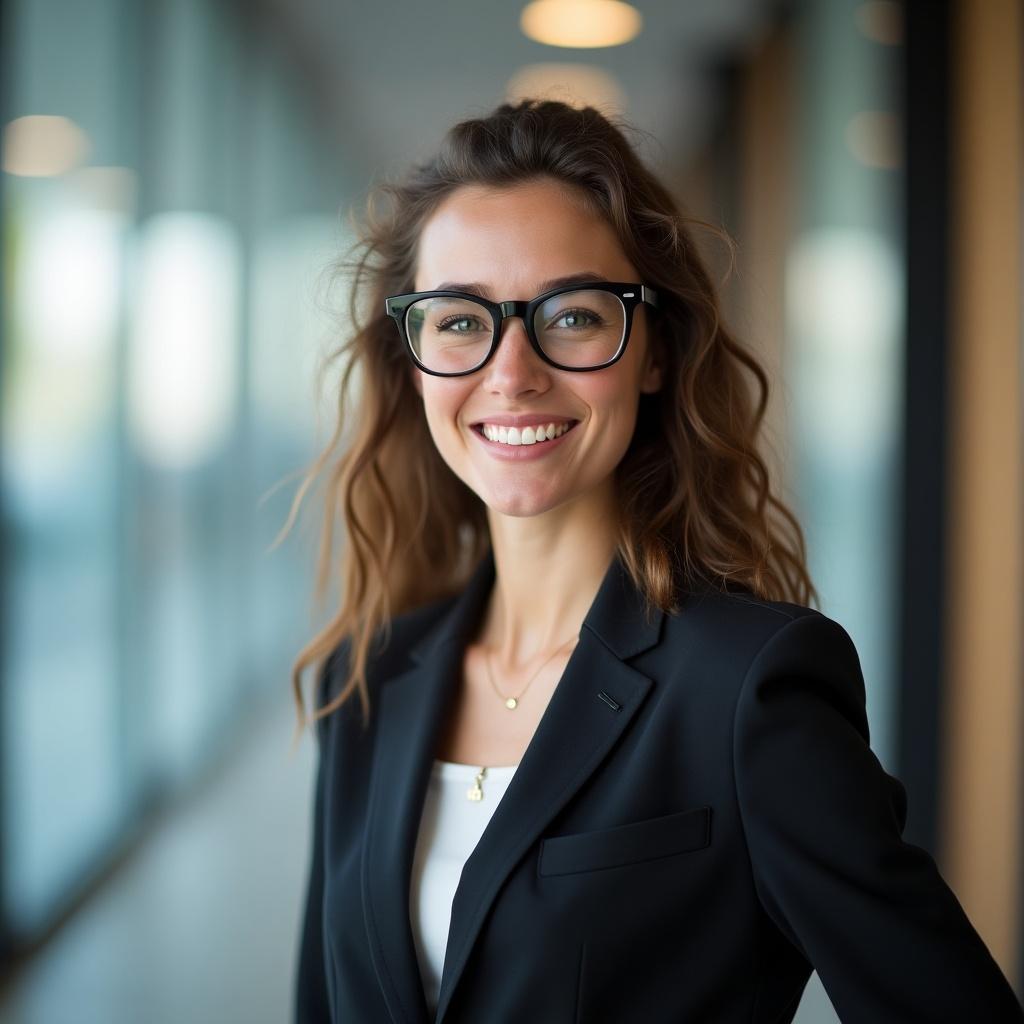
639, 336, 663, 394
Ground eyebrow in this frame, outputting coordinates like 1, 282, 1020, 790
430, 271, 609, 299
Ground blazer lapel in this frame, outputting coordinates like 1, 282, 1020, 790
360, 547, 665, 1024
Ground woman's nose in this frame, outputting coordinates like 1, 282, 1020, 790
481, 317, 550, 393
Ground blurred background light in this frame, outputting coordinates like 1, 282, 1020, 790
2, 114, 91, 177
520, 0, 643, 49
128, 212, 241, 470
6, 201, 124, 475
786, 227, 902, 468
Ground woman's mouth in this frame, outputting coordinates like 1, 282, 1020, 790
469, 419, 580, 460
472, 420, 578, 446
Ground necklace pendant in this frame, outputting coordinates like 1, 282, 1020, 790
505, 696, 518, 709
467, 768, 486, 801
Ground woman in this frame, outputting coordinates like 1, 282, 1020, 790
290, 100, 1023, 1023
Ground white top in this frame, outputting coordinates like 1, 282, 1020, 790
409, 758, 520, 1013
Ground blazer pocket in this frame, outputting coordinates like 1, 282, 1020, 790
538, 805, 712, 877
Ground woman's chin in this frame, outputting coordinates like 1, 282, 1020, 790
478, 483, 563, 519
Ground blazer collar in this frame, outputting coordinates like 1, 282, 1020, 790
360, 546, 665, 1024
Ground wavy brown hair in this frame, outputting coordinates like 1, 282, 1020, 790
283, 98, 818, 743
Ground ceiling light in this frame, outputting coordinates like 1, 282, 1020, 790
521, 0, 642, 49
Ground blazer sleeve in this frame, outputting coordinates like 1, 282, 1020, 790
732, 611, 1024, 1022
294, 650, 342, 1024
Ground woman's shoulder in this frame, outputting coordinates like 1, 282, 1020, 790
673, 576, 825, 628
665, 578, 856, 673
657, 583, 865, 729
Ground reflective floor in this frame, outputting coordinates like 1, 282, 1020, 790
0, 701, 316, 1024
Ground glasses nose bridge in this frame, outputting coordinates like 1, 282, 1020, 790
497, 298, 529, 322
494, 299, 534, 348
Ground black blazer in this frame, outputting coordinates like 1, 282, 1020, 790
295, 548, 1024, 1023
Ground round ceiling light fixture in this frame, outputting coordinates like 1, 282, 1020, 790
520, 0, 643, 49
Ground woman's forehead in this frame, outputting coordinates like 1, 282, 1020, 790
420, 179, 604, 240
414, 182, 632, 292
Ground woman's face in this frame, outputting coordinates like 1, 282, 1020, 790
410, 176, 662, 519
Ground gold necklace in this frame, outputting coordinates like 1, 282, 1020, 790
483, 632, 579, 710
466, 633, 578, 802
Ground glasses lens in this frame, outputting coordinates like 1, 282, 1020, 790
533, 289, 626, 368
405, 295, 494, 374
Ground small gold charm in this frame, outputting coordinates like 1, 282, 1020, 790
505, 696, 518, 709
467, 767, 487, 801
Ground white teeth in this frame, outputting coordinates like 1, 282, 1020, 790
481, 421, 572, 446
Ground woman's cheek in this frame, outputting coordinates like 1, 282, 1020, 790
422, 401, 474, 483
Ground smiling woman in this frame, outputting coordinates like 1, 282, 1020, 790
285, 99, 1024, 1024
288, 99, 817, 730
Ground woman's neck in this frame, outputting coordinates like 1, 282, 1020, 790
482, 493, 618, 665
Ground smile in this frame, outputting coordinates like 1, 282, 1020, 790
476, 421, 575, 446
470, 420, 580, 460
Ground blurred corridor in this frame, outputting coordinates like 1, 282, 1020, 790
0, 0, 1021, 1021
0, 703, 315, 1023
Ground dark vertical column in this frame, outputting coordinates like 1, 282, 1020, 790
897, 0, 950, 856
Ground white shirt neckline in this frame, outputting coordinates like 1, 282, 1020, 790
431, 758, 520, 779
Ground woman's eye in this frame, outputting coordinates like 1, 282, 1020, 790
551, 308, 600, 329
436, 315, 484, 333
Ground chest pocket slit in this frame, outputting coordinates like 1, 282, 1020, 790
538, 805, 712, 877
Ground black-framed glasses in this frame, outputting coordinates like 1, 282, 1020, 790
384, 281, 659, 377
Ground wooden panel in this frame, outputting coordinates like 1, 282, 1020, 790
944, 0, 1023, 983
735, 24, 796, 497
